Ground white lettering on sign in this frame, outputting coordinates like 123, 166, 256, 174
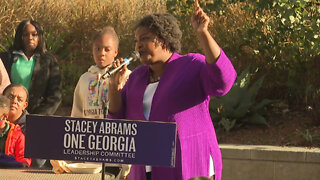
63, 119, 137, 153
88, 135, 136, 152
64, 119, 98, 133
63, 133, 85, 149
99, 122, 137, 135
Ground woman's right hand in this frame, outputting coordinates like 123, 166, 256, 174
108, 58, 128, 91
108, 58, 128, 115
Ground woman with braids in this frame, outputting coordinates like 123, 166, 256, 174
108, 1, 236, 180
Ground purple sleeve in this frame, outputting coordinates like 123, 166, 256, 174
200, 49, 237, 97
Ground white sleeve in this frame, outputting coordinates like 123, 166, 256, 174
0, 59, 10, 93
71, 78, 83, 117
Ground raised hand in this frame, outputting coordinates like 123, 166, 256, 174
191, 0, 210, 33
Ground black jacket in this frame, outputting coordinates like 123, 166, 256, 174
0, 51, 62, 115
15, 110, 28, 135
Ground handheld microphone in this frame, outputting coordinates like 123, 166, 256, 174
102, 51, 140, 79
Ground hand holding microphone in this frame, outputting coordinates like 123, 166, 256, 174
103, 51, 140, 79
107, 51, 138, 99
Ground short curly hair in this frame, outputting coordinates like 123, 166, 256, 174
135, 13, 182, 53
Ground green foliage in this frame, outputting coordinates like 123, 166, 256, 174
167, 0, 233, 16
167, 0, 320, 108
218, 118, 236, 132
210, 67, 274, 131
168, 0, 319, 65
245, 0, 319, 65
236, 0, 319, 107
298, 129, 320, 144
0, 33, 14, 52
46, 31, 69, 60
59, 61, 86, 106
166, 0, 198, 53
46, 31, 83, 106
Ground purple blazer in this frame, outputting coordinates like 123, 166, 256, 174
108, 50, 236, 180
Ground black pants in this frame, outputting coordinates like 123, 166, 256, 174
146, 172, 152, 180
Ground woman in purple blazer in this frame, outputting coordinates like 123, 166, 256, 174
108, 1, 236, 180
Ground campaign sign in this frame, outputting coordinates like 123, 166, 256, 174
25, 115, 177, 167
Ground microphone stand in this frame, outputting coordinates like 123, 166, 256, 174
102, 163, 106, 180
101, 101, 107, 180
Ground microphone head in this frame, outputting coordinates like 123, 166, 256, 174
102, 51, 140, 79
130, 51, 140, 62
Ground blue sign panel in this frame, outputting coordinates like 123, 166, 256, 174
25, 115, 177, 167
